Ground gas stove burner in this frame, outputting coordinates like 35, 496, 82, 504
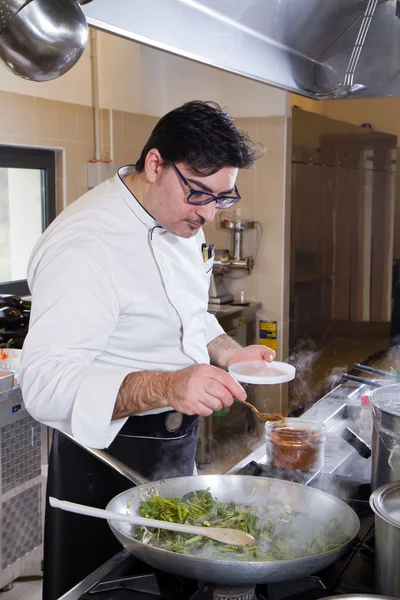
213, 585, 256, 600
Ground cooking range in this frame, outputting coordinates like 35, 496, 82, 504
61, 378, 379, 600
64, 469, 375, 600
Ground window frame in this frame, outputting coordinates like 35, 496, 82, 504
0, 146, 56, 296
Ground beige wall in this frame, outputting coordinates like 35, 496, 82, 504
292, 95, 400, 139
292, 94, 400, 258
0, 90, 158, 211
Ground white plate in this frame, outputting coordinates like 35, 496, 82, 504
228, 360, 296, 385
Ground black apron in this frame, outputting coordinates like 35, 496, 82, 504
43, 411, 200, 600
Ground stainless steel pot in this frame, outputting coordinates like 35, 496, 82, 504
0, 0, 88, 81
370, 481, 400, 597
63, 433, 360, 585
369, 384, 400, 490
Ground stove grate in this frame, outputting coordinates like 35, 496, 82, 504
213, 585, 256, 600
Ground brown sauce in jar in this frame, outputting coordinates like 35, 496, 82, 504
267, 427, 324, 471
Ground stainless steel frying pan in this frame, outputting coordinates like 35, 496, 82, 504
64, 433, 360, 585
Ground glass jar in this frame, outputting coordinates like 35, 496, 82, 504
265, 418, 326, 472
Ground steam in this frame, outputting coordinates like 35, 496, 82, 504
287, 340, 322, 413
371, 386, 400, 470
131, 489, 351, 562
207, 418, 261, 474
149, 433, 199, 481
288, 339, 353, 413
372, 413, 400, 469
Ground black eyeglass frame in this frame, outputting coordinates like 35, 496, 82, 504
169, 160, 241, 209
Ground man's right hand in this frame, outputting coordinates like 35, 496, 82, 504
166, 364, 246, 417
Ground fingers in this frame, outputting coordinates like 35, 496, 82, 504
261, 346, 276, 362
168, 364, 246, 417
208, 366, 246, 401
206, 380, 235, 408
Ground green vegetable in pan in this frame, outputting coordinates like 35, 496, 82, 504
133, 488, 349, 561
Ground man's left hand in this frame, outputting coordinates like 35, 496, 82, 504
226, 344, 276, 367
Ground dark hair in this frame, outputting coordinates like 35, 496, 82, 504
135, 100, 259, 175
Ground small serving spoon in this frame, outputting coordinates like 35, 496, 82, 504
237, 399, 284, 423
49, 497, 256, 547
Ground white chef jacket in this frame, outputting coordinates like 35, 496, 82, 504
19, 166, 224, 449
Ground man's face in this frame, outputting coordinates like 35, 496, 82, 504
147, 159, 238, 238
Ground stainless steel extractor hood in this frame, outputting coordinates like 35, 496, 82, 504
82, 0, 400, 100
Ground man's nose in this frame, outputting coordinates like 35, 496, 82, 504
196, 201, 216, 223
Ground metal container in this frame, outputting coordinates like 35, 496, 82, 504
369, 384, 400, 490
0, 0, 88, 81
370, 481, 400, 597
0, 369, 14, 392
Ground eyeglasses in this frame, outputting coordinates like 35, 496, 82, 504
169, 160, 241, 209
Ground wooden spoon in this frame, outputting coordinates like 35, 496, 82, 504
238, 398, 284, 422
49, 497, 256, 547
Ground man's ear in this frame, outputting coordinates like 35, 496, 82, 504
144, 148, 164, 183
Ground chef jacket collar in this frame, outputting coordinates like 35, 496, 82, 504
115, 165, 159, 230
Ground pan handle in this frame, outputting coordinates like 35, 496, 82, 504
340, 373, 382, 388
353, 363, 390, 378
61, 431, 149, 486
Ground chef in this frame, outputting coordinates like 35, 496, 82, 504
20, 100, 275, 600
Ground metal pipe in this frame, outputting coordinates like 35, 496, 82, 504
233, 230, 242, 261
213, 257, 254, 273
109, 108, 114, 162
90, 28, 101, 161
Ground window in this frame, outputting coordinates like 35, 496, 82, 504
0, 147, 56, 296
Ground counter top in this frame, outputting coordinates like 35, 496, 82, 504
207, 301, 261, 322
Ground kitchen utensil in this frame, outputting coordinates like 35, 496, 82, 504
0, 348, 21, 372
0, 369, 14, 392
370, 481, 400, 597
236, 398, 283, 422
369, 384, 400, 490
340, 373, 382, 388
229, 360, 296, 385
265, 418, 325, 471
0, 0, 88, 81
49, 497, 256, 546
340, 427, 372, 459
61, 432, 360, 585
354, 364, 391, 378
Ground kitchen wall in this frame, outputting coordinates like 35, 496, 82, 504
0, 29, 291, 416
0, 91, 158, 212
292, 94, 400, 259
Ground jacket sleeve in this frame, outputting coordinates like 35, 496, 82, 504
20, 241, 132, 449
204, 311, 225, 345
